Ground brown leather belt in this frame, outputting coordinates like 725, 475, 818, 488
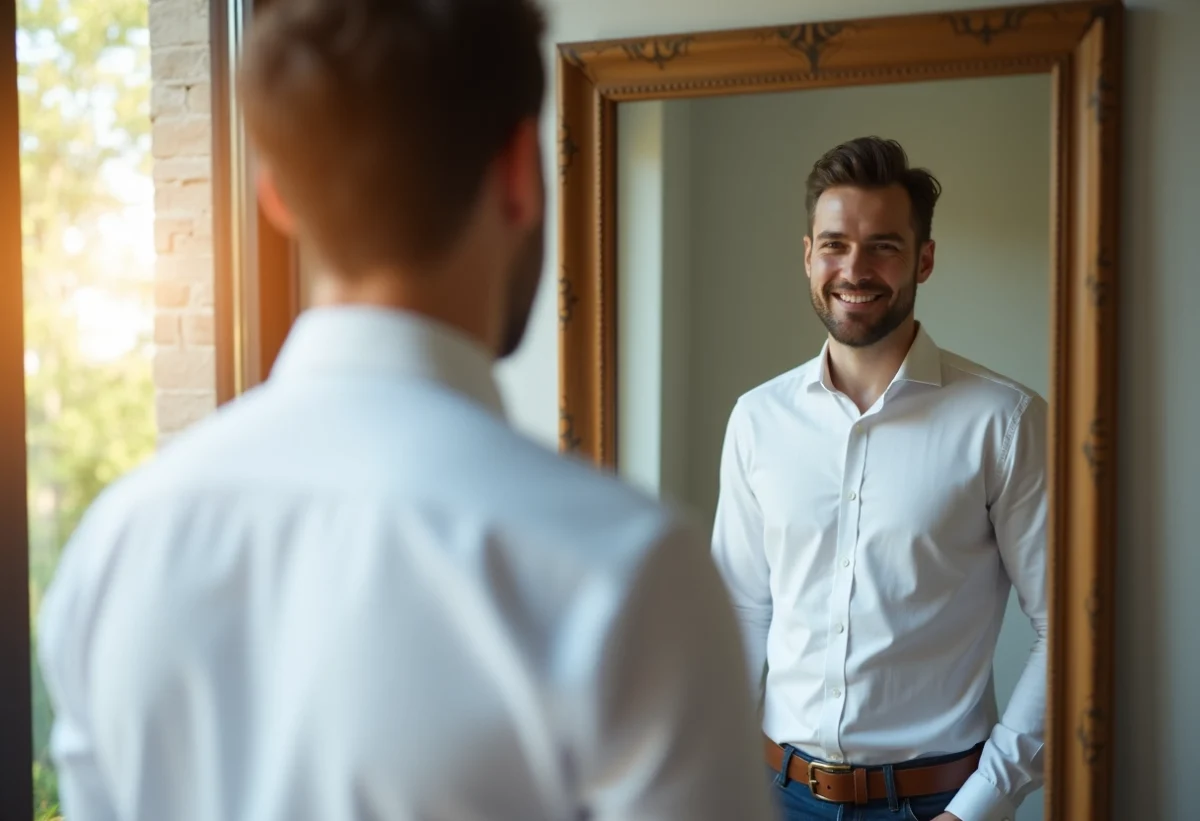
764, 736, 981, 805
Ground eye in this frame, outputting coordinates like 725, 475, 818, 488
871, 243, 900, 253
822, 241, 846, 251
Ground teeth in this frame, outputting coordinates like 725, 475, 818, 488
836, 294, 880, 304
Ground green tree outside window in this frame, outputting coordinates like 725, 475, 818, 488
19, 0, 157, 816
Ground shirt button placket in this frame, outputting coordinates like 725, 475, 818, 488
825, 421, 865, 760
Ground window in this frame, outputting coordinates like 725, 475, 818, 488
0, 0, 295, 813
19, 0, 160, 816
0, 0, 233, 815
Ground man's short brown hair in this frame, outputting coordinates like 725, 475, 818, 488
238, 0, 546, 275
805, 137, 942, 245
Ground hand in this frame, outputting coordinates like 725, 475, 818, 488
931, 814, 962, 821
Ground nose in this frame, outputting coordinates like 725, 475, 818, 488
844, 246, 870, 279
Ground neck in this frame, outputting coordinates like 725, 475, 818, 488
826, 317, 919, 413
308, 264, 501, 359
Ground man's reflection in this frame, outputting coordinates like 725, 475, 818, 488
712, 136, 1048, 821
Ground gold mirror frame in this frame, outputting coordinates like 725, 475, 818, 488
556, 2, 1122, 818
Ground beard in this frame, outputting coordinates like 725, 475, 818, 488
810, 262, 917, 348
498, 219, 546, 359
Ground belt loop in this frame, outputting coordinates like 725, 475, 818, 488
776, 745, 796, 788
853, 767, 869, 805
883, 763, 899, 812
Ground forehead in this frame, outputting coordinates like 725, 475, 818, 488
812, 184, 914, 237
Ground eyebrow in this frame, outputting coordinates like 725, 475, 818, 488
816, 231, 907, 244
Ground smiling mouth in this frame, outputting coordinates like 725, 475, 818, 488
834, 293, 885, 304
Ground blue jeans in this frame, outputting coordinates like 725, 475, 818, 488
769, 744, 970, 821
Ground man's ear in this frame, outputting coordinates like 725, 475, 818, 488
917, 239, 936, 284
803, 234, 813, 280
257, 165, 296, 236
498, 117, 543, 231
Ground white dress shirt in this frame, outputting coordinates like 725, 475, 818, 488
712, 326, 1047, 821
38, 306, 773, 821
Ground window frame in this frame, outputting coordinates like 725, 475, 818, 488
0, 0, 296, 813
213, 0, 299, 405
0, 0, 33, 812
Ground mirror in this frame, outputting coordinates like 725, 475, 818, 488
616, 74, 1050, 820
557, 4, 1122, 819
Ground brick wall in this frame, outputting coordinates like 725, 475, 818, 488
149, 0, 215, 443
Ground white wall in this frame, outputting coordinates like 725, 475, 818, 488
1117, 5, 1200, 815
496, 0, 1200, 816
616, 101, 666, 497
616, 100, 694, 503
660, 101, 694, 505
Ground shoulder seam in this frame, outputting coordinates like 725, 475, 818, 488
992, 393, 1033, 490
941, 357, 1036, 399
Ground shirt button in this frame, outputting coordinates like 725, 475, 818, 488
848, 491, 857, 501
835, 623, 845, 634
830, 753, 843, 762
832, 688, 842, 698
842, 559, 850, 568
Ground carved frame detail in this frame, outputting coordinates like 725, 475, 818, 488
556, 2, 1122, 819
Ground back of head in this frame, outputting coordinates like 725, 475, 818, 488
238, 0, 546, 276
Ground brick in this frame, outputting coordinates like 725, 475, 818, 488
186, 82, 211, 115
172, 234, 213, 257
153, 155, 211, 183
155, 281, 190, 308
156, 390, 217, 433
150, 0, 209, 48
153, 349, 215, 391
152, 117, 210, 158
177, 181, 212, 212
155, 314, 181, 345
182, 314, 214, 346
149, 0, 208, 25
151, 46, 210, 85
154, 218, 193, 253
150, 84, 187, 120
155, 216, 193, 236
157, 255, 214, 282
150, 0, 216, 433
190, 281, 214, 308
154, 207, 201, 220
191, 214, 214, 239
155, 180, 212, 213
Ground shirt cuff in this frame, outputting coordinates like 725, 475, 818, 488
943, 772, 1019, 821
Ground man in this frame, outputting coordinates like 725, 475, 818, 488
37, 1, 773, 819
712, 137, 1046, 821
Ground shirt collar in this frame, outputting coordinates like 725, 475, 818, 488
894, 324, 944, 388
804, 323, 944, 394
270, 306, 506, 418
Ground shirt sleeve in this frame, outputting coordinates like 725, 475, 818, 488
37, 507, 121, 821
946, 394, 1048, 821
579, 518, 774, 821
710, 400, 773, 702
